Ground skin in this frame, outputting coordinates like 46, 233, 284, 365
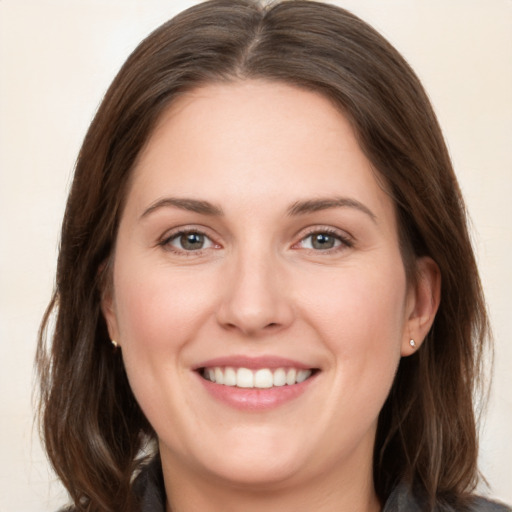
103, 81, 440, 512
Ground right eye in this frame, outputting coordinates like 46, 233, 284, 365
299, 232, 343, 251
293, 227, 353, 254
162, 230, 216, 252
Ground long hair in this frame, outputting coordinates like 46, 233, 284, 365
36, 1, 490, 510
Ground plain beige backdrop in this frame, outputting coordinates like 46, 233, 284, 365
0, 1, 511, 510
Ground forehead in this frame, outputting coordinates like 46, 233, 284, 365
127, 80, 395, 224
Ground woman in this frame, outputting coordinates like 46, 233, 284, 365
36, 1, 510, 511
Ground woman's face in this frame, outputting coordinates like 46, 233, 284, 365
103, 81, 435, 491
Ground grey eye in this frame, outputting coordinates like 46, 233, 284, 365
180, 233, 205, 250
299, 232, 346, 251
310, 233, 336, 250
168, 232, 214, 251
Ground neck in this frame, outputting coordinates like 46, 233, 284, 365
162, 452, 381, 512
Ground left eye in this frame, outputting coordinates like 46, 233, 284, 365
299, 232, 345, 250
166, 231, 214, 251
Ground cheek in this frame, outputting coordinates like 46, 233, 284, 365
300, 261, 407, 410
111, 260, 220, 433
113, 259, 216, 353
300, 261, 407, 351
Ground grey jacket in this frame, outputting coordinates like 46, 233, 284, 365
383, 482, 511, 512
134, 457, 511, 511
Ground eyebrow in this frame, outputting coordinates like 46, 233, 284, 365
287, 197, 377, 222
141, 197, 224, 219
140, 196, 376, 222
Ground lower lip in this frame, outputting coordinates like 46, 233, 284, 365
196, 372, 318, 411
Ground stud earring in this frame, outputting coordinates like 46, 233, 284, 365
409, 339, 416, 348
111, 339, 119, 349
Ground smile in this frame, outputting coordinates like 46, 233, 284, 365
195, 357, 320, 410
201, 367, 313, 388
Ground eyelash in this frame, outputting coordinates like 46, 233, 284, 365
294, 227, 353, 253
158, 228, 219, 256
158, 226, 353, 255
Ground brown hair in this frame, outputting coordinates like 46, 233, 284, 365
36, 1, 490, 510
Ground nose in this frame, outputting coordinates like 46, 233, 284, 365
216, 250, 294, 337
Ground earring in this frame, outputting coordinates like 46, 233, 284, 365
111, 339, 119, 349
409, 339, 416, 348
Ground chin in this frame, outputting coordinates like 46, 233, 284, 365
203, 454, 306, 489
160, 425, 314, 489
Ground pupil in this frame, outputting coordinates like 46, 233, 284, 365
312, 233, 334, 250
181, 233, 204, 250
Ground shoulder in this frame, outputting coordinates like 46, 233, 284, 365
469, 496, 512, 512
384, 483, 511, 512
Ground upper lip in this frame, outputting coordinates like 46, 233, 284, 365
193, 355, 316, 371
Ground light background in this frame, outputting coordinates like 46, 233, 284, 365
0, 1, 511, 510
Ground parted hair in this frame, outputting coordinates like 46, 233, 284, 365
36, 1, 490, 510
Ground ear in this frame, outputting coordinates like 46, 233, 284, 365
99, 263, 121, 345
401, 256, 441, 356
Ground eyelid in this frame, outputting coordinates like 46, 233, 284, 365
156, 224, 353, 255
158, 225, 222, 253
292, 225, 354, 251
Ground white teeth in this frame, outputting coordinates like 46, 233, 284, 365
254, 369, 273, 388
273, 368, 286, 387
202, 366, 314, 388
224, 367, 237, 386
296, 369, 312, 383
237, 368, 254, 388
286, 368, 296, 385
214, 367, 224, 385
